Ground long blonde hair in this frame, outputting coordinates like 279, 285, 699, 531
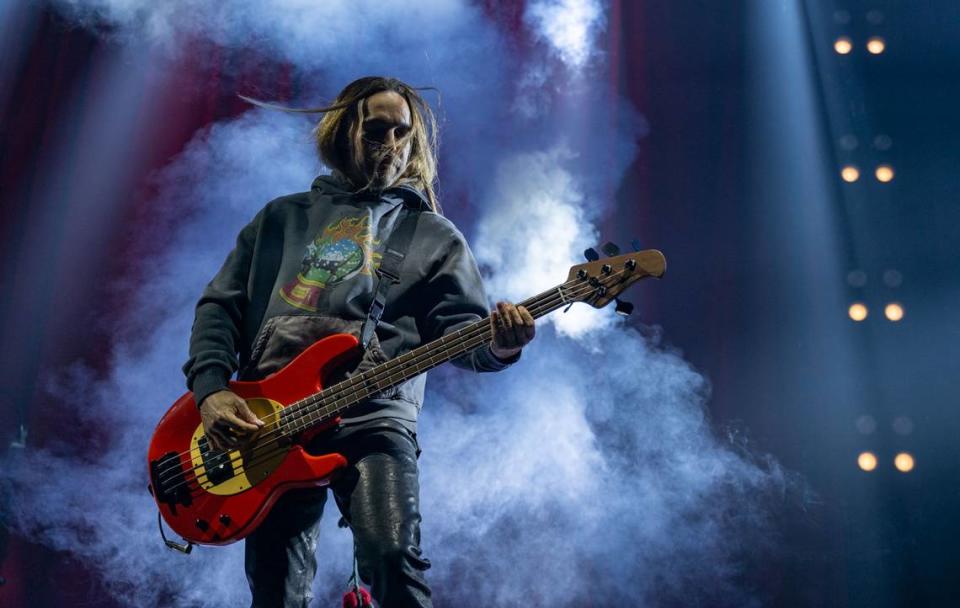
241, 76, 441, 213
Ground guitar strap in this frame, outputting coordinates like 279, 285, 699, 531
359, 202, 421, 351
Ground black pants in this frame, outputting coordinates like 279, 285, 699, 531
244, 419, 432, 608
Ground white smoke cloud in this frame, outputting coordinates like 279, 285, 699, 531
5, 107, 325, 607
2, 1, 795, 606
420, 322, 787, 605
511, 0, 607, 118
474, 145, 614, 338
525, 0, 606, 70
52, 0, 480, 64
49, 0, 510, 197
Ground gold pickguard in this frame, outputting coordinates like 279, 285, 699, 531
189, 397, 287, 496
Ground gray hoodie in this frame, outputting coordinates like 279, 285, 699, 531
181, 175, 517, 431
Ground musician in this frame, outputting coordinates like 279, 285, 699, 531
182, 76, 536, 607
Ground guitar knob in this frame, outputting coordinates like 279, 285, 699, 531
219, 514, 231, 526
602, 242, 621, 256
195, 519, 209, 531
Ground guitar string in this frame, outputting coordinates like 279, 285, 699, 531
155, 282, 554, 485
164, 270, 632, 500
158, 266, 636, 498
173, 315, 508, 497
165, 297, 552, 497
156, 266, 637, 497
158, 265, 634, 499
172, 316, 509, 499
161, 282, 570, 497
153, 272, 590, 484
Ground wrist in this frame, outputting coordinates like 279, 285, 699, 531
489, 343, 521, 362
191, 367, 230, 410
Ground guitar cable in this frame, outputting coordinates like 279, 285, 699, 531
158, 511, 193, 554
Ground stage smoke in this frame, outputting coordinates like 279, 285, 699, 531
3, 1, 795, 606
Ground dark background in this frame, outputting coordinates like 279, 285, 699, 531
2, 1, 958, 606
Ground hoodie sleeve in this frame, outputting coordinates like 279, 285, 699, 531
419, 227, 520, 373
181, 210, 262, 406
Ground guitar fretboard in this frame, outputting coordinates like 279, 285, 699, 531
277, 282, 575, 435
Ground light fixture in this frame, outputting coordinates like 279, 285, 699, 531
876, 164, 895, 182
866, 37, 886, 54
834, 37, 853, 55
894, 452, 914, 473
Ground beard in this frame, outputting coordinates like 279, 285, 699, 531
362, 154, 402, 192
349, 138, 410, 193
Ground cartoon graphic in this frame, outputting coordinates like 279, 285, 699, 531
279, 215, 382, 311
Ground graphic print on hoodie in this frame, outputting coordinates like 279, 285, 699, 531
279, 215, 382, 312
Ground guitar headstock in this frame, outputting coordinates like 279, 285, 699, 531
565, 247, 666, 309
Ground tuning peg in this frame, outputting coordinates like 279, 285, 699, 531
601, 241, 620, 257
631, 238, 642, 252
614, 298, 634, 316
584, 247, 600, 261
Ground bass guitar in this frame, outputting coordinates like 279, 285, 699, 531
148, 248, 666, 548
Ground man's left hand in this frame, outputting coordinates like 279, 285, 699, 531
489, 300, 536, 361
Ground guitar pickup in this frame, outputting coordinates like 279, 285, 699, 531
198, 436, 235, 485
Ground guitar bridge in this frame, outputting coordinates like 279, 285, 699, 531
149, 452, 193, 514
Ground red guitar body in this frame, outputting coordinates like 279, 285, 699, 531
148, 333, 360, 546
148, 249, 667, 547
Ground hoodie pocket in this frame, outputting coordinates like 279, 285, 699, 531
239, 314, 400, 400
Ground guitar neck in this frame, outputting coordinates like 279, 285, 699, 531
279, 283, 575, 434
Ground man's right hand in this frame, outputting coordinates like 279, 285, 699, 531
199, 390, 265, 451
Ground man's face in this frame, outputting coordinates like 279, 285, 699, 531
357, 90, 413, 191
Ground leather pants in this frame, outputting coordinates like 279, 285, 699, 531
244, 419, 433, 608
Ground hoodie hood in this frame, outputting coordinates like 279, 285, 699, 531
310, 173, 431, 212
